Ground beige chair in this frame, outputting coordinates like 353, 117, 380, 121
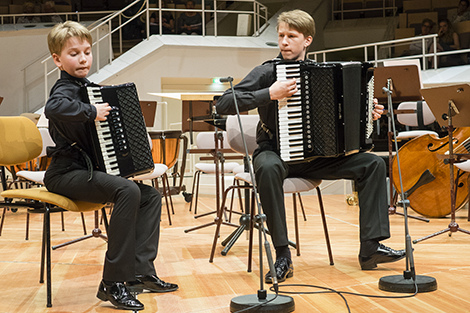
1, 126, 89, 240
188, 131, 239, 215
209, 115, 334, 269
0, 116, 106, 308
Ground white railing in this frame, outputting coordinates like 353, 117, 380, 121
307, 33, 470, 70
332, 0, 396, 20
15, 0, 268, 112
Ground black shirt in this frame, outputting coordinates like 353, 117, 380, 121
45, 71, 97, 164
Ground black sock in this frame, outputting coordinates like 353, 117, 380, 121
275, 245, 291, 261
360, 240, 380, 257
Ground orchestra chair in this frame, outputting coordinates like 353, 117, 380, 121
0, 116, 107, 308
209, 115, 334, 268
1, 127, 88, 240
189, 131, 239, 215
130, 133, 174, 225
394, 100, 438, 140
454, 160, 470, 221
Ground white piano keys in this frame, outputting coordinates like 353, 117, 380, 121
89, 85, 121, 176
276, 62, 306, 162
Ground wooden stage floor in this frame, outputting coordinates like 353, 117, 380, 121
0, 193, 469, 312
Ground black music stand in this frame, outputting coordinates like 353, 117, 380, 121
374, 66, 429, 222
413, 84, 470, 244
377, 72, 437, 294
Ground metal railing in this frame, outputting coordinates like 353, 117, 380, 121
332, 0, 396, 20
14, 0, 268, 112
307, 33, 470, 70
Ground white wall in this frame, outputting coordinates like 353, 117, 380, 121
0, 28, 50, 116
0, 23, 110, 116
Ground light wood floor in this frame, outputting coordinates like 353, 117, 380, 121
0, 192, 469, 313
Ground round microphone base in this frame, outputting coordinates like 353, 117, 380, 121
230, 294, 295, 313
379, 275, 437, 293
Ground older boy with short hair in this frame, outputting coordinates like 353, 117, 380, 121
44, 21, 177, 311
216, 10, 405, 284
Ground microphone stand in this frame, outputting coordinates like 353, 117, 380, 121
221, 77, 295, 312
378, 80, 437, 293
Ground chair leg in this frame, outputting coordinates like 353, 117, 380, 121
161, 174, 172, 226
80, 212, 87, 235
297, 193, 307, 221
40, 215, 45, 284
316, 187, 334, 265
209, 186, 231, 263
189, 171, 200, 213
39, 205, 53, 307
164, 173, 175, 215
26, 211, 30, 240
193, 171, 201, 215
0, 207, 5, 236
60, 211, 65, 231
292, 193, 300, 256
45, 205, 52, 307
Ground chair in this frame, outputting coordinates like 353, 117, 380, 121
209, 115, 334, 269
0, 116, 107, 307
130, 132, 174, 225
188, 131, 239, 215
395, 100, 438, 140
454, 160, 470, 221
0, 127, 88, 240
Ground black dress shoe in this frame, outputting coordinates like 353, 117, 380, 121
359, 243, 406, 270
96, 280, 144, 310
265, 257, 294, 284
127, 274, 179, 293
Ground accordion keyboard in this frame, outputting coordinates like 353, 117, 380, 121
86, 87, 121, 176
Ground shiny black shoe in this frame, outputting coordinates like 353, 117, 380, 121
359, 244, 406, 270
127, 274, 179, 293
265, 257, 294, 284
96, 280, 144, 310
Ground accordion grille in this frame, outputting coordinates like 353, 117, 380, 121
309, 68, 338, 156
116, 87, 154, 172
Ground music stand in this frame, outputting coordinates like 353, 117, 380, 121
374, 66, 429, 222
413, 84, 470, 244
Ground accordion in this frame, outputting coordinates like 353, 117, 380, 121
275, 61, 375, 163
82, 83, 154, 178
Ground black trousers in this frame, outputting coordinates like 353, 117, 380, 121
44, 159, 162, 282
253, 151, 390, 248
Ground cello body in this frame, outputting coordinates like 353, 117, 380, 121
391, 127, 470, 218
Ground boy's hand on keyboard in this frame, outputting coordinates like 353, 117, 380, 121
94, 102, 111, 121
269, 78, 297, 101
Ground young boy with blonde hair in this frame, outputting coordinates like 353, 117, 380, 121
44, 21, 178, 311
216, 9, 405, 284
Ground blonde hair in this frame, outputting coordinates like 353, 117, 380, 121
277, 9, 316, 39
47, 21, 92, 55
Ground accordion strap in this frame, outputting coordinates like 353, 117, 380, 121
51, 122, 94, 182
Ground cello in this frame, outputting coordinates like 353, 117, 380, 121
391, 127, 470, 218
